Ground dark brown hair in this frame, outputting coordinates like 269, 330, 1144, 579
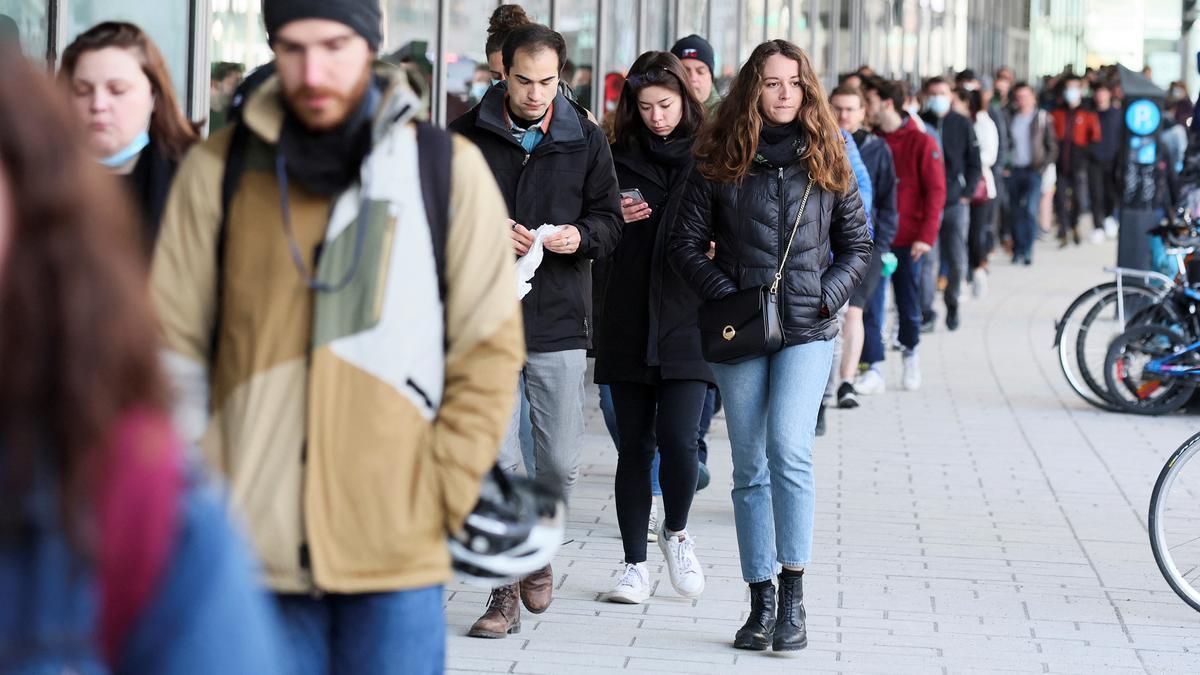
486, 4, 532, 56
60, 21, 200, 161
829, 84, 865, 106
502, 23, 567, 73
694, 40, 850, 193
0, 47, 167, 545
609, 51, 706, 148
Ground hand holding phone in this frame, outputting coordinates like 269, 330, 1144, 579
619, 188, 652, 223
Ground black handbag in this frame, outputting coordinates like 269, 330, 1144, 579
697, 180, 813, 365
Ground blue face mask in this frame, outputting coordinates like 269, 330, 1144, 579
926, 95, 951, 117
470, 82, 490, 101
98, 130, 150, 168
492, 78, 502, 86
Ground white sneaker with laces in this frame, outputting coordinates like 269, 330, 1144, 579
971, 268, 988, 299
1090, 228, 1107, 245
602, 562, 651, 604
1104, 216, 1119, 239
854, 368, 886, 395
646, 502, 659, 543
658, 528, 705, 598
902, 351, 922, 391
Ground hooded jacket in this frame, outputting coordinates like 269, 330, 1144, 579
669, 133, 873, 345
878, 115, 947, 248
449, 82, 623, 353
594, 133, 713, 385
150, 68, 524, 594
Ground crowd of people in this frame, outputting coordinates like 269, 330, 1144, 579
0, 0, 1185, 672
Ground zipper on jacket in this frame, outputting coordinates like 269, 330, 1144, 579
523, 153, 530, 166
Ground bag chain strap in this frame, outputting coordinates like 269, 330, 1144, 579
770, 177, 815, 295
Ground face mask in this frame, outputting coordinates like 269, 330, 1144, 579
903, 103, 920, 117
1172, 87, 1185, 98
98, 130, 150, 168
962, 82, 979, 92
926, 95, 951, 116
1064, 88, 1082, 106
470, 82, 490, 100
492, 78, 502, 86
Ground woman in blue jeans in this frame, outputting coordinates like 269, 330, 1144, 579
670, 40, 871, 653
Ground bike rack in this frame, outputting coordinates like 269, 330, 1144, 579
1104, 267, 1175, 328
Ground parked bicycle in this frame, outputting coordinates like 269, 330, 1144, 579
1150, 430, 1200, 612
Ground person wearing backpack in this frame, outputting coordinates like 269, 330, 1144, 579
149, 1, 524, 671
0, 48, 284, 674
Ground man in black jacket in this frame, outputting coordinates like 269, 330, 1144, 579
920, 76, 981, 332
449, 23, 622, 638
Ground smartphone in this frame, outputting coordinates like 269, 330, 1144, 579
620, 188, 646, 205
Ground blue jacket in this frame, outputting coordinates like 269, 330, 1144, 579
0, 473, 287, 674
842, 129, 873, 237
852, 129, 899, 255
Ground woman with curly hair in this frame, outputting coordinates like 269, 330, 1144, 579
670, 40, 871, 653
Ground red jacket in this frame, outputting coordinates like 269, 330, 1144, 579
1051, 107, 1102, 149
878, 116, 947, 248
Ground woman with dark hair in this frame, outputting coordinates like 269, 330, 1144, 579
595, 51, 711, 605
0, 49, 281, 673
60, 21, 200, 257
670, 40, 871, 652
957, 87, 999, 294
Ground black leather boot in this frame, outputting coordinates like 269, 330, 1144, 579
733, 582, 776, 651
773, 572, 808, 651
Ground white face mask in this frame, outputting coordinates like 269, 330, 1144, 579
1064, 88, 1082, 106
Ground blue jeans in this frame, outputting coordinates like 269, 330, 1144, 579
1006, 168, 1043, 260
862, 275, 889, 365
891, 247, 925, 352
276, 587, 444, 675
711, 340, 835, 583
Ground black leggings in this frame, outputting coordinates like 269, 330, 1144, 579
610, 380, 709, 564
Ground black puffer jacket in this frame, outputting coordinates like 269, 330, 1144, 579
122, 141, 179, 259
594, 133, 713, 385
669, 139, 872, 345
449, 83, 622, 352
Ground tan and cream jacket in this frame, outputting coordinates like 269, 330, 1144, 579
150, 71, 524, 593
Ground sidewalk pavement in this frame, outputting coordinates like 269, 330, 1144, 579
443, 234, 1200, 674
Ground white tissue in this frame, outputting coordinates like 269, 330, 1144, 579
516, 224, 565, 299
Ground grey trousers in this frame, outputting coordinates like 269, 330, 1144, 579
921, 202, 970, 314
498, 349, 587, 502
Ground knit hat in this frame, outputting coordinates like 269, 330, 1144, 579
263, 0, 383, 51
670, 34, 715, 75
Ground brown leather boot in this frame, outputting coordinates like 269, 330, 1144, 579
520, 564, 554, 614
467, 583, 520, 638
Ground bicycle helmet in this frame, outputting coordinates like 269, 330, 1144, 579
449, 466, 565, 587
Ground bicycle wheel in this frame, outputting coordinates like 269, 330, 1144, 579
1103, 324, 1197, 415
1076, 289, 1180, 406
1150, 431, 1200, 613
1055, 281, 1163, 410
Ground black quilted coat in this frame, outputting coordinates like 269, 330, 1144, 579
669, 149, 873, 346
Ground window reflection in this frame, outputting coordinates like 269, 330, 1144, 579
0, 0, 48, 60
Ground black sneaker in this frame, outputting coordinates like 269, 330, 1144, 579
836, 381, 860, 409
815, 405, 827, 436
920, 311, 938, 334
946, 306, 960, 331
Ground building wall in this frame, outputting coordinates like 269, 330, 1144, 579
3, 0, 1042, 126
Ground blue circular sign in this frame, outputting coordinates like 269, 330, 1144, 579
1125, 99, 1162, 136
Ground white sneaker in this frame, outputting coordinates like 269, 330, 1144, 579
646, 502, 659, 543
854, 368, 886, 395
1090, 228, 1107, 245
971, 268, 988, 299
658, 528, 705, 598
602, 562, 652, 604
902, 351, 922, 391
1104, 216, 1119, 239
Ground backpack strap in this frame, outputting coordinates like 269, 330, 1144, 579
415, 121, 452, 300
209, 121, 250, 361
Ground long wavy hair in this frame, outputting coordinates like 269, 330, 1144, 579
60, 21, 200, 161
0, 48, 167, 546
609, 51, 706, 148
694, 40, 850, 193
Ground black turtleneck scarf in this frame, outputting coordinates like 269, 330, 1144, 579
277, 75, 383, 196
637, 126, 693, 169
756, 120, 805, 168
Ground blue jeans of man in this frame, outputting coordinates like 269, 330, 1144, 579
710, 340, 834, 583
890, 247, 925, 352
1006, 168, 1043, 260
276, 587, 444, 675
861, 275, 890, 365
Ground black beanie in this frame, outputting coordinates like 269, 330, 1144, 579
263, 0, 383, 51
671, 34, 715, 75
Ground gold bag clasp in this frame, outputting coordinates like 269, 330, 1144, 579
722, 326, 736, 341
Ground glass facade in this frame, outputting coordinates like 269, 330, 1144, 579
13, 0, 1055, 129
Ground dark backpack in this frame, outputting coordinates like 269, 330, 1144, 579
211, 68, 453, 354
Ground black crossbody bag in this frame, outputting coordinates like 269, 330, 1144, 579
697, 180, 813, 365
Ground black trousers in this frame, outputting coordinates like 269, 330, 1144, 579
610, 380, 709, 564
1054, 162, 1091, 238
968, 198, 996, 271
1088, 156, 1118, 226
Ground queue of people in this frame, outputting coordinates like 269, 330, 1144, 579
1, 0, 1163, 671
